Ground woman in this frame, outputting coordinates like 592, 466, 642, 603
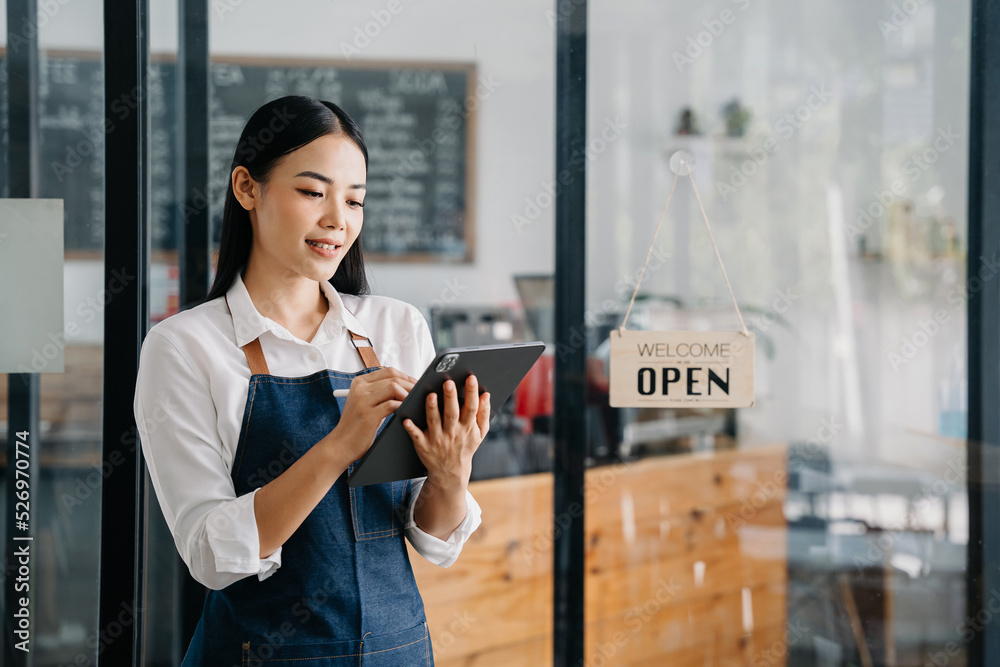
134, 95, 488, 666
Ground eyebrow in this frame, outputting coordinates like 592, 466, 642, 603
294, 170, 366, 190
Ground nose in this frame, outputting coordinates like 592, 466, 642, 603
322, 200, 346, 230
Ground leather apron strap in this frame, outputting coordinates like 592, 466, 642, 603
242, 338, 270, 375
349, 331, 382, 369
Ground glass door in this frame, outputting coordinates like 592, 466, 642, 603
1, 0, 107, 665
584, 1, 973, 664
139, 1, 558, 663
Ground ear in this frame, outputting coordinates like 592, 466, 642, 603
231, 166, 258, 211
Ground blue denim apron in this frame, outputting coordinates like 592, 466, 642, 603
182, 301, 432, 666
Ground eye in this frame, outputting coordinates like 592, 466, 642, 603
349, 200, 365, 209
298, 189, 322, 198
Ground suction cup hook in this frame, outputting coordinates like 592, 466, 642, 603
669, 150, 695, 175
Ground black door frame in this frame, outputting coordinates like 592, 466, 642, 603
99, 0, 150, 664
553, 2, 588, 665
966, 1, 1000, 665
3, 1, 40, 665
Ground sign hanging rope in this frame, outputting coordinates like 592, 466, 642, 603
609, 151, 755, 409
617, 155, 749, 337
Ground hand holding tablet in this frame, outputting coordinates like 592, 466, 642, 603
346, 341, 545, 487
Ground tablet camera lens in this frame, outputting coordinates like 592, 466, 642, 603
436, 354, 459, 373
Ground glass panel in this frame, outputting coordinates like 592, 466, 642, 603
141, 3, 184, 664
142, 2, 556, 664
587, 1, 970, 665
0, 0, 105, 664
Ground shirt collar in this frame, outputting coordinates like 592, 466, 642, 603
226, 273, 368, 348
317, 278, 369, 343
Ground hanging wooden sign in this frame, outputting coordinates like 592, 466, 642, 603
609, 151, 755, 409
609, 330, 755, 408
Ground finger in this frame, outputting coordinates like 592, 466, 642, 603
441, 379, 461, 428
361, 367, 418, 384
370, 370, 415, 391
425, 391, 443, 435
364, 399, 402, 425
476, 392, 491, 435
384, 377, 416, 395
368, 377, 414, 406
402, 418, 425, 447
460, 375, 479, 425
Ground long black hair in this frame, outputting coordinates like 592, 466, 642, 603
202, 95, 370, 305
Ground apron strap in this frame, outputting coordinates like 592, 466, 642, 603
349, 331, 382, 369
242, 338, 270, 376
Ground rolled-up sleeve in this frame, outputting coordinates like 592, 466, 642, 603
134, 330, 280, 590
404, 479, 482, 568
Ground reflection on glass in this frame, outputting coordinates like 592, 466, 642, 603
0, 1, 106, 664
587, 0, 969, 664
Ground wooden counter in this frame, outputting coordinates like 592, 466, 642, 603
408, 444, 788, 666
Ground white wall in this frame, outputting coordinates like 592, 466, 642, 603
203, 1, 558, 310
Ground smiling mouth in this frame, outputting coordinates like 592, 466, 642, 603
306, 240, 342, 250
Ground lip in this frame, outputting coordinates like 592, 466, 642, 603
305, 238, 343, 259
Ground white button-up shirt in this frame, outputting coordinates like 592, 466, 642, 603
134, 273, 482, 590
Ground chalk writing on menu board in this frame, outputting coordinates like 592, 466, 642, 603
2, 52, 475, 261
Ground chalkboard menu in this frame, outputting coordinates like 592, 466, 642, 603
0, 52, 476, 261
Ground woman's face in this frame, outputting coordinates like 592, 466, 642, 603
237, 133, 367, 284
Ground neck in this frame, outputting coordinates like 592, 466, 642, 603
241, 262, 327, 327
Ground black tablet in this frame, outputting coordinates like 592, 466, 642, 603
346, 341, 546, 487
